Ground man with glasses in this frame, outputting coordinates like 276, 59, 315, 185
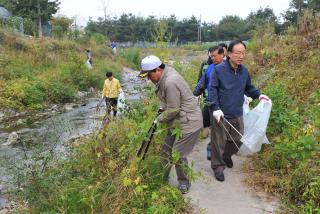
208, 39, 269, 181
139, 55, 203, 194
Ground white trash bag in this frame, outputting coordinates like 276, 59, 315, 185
117, 91, 126, 112
238, 98, 272, 156
86, 60, 92, 69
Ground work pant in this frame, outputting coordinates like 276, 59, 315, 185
160, 129, 201, 185
105, 97, 118, 117
202, 105, 211, 128
210, 117, 244, 169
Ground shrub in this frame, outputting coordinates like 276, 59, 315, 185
120, 48, 141, 70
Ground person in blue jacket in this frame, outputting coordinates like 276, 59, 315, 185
207, 39, 269, 182
193, 46, 225, 160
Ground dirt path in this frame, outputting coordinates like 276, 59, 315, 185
169, 137, 279, 214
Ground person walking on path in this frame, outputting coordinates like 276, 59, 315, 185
218, 43, 228, 60
86, 49, 93, 69
208, 39, 269, 182
101, 72, 122, 117
111, 41, 117, 54
139, 55, 203, 194
193, 46, 225, 161
197, 47, 215, 83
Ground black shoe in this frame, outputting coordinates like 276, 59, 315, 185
223, 156, 233, 168
207, 147, 212, 161
179, 183, 190, 194
214, 167, 225, 182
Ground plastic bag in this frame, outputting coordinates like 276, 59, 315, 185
238, 99, 272, 156
86, 60, 92, 69
243, 95, 252, 115
117, 91, 126, 112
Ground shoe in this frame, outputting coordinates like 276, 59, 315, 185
179, 183, 190, 194
223, 156, 233, 168
214, 167, 225, 182
207, 146, 212, 161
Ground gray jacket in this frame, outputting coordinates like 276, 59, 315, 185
156, 66, 203, 134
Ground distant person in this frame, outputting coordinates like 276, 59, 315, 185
193, 46, 225, 161
208, 39, 269, 182
195, 47, 215, 139
111, 41, 117, 54
197, 47, 214, 83
101, 72, 122, 117
86, 49, 93, 69
138, 55, 203, 194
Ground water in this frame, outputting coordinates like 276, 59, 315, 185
0, 68, 147, 211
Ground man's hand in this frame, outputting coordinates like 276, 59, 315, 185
259, 94, 269, 101
213, 110, 224, 123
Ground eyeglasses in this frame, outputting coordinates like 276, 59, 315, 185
232, 51, 246, 57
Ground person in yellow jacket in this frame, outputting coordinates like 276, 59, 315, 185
101, 72, 122, 116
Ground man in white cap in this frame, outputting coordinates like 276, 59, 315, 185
139, 55, 203, 194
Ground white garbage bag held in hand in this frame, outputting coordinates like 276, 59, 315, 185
243, 95, 253, 115
117, 91, 126, 112
86, 60, 92, 69
238, 98, 272, 156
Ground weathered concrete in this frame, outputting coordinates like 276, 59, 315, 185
170, 137, 279, 214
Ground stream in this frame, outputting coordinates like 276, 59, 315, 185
0, 67, 146, 211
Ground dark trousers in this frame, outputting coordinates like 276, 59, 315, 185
202, 105, 211, 128
210, 117, 244, 169
160, 129, 200, 185
105, 97, 118, 116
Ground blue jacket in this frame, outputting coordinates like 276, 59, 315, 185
193, 64, 215, 98
208, 60, 260, 119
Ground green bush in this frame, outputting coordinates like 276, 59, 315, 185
120, 48, 141, 70
287, 161, 320, 212
90, 33, 107, 45
11, 96, 188, 213
263, 83, 302, 137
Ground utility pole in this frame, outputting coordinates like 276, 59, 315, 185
101, 0, 110, 23
38, 0, 43, 38
198, 14, 202, 43
199, 14, 202, 43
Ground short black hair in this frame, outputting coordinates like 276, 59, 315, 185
218, 43, 228, 49
106, 72, 113, 77
208, 46, 215, 53
212, 46, 224, 55
227, 39, 246, 53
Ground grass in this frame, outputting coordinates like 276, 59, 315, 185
3, 12, 320, 213
242, 15, 320, 213
0, 28, 121, 111
7, 90, 190, 213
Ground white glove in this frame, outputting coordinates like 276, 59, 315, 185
213, 110, 224, 123
259, 94, 269, 101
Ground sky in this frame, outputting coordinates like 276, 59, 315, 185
57, 0, 291, 27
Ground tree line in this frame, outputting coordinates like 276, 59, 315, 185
0, 0, 319, 41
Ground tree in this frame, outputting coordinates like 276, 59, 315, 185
216, 15, 247, 40
51, 16, 72, 38
0, 0, 60, 37
151, 19, 172, 46
246, 7, 277, 36
282, 0, 320, 26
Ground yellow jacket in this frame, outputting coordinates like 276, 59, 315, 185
102, 78, 122, 98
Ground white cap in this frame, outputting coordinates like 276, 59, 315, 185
140, 55, 162, 71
